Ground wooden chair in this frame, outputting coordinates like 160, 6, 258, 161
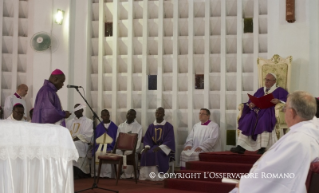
237, 54, 292, 139
97, 132, 138, 185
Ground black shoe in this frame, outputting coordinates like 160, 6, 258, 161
257, 148, 266, 154
230, 145, 246, 154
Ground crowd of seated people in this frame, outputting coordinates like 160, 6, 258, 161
64, 106, 221, 180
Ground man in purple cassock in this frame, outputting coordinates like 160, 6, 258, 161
92, 109, 118, 178
231, 73, 288, 154
32, 69, 71, 126
139, 107, 175, 181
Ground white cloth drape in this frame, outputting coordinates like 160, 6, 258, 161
0, 120, 79, 193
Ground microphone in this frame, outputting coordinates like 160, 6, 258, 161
67, 85, 82, 89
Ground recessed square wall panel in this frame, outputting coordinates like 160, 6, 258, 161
133, 2, 143, 19
210, 18, 221, 35
2, 18, 13, 36
105, 3, 113, 22
210, 0, 221, 17
164, 1, 173, 19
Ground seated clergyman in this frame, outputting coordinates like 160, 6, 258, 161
115, 109, 142, 179
139, 107, 175, 181
7, 103, 26, 121
66, 104, 93, 178
231, 73, 288, 154
92, 109, 118, 178
180, 108, 221, 169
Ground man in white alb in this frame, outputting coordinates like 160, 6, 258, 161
230, 91, 319, 193
66, 104, 93, 178
7, 103, 27, 121
180, 108, 221, 169
116, 109, 142, 179
4, 84, 28, 119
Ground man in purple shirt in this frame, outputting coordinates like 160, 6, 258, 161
32, 69, 71, 126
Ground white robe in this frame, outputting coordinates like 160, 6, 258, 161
180, 121, 221, 167
66, 116, 93, 174
115, 120, 142, 179
3, 93, 27, 119
6, 114, 27, 121
231, 117, 319, 193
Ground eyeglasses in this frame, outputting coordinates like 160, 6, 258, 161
264, 78, 275, 82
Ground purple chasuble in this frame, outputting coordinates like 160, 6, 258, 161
238, 87, 288, 140
32, 80, 66, 125
93, 121, 118, 153
140, 122, 175, 173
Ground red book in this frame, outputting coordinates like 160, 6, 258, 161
248, 93, 275, 109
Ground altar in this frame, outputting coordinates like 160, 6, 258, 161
0, 120, 79, 193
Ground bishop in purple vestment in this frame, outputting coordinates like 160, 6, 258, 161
140, 107, 175, 179
32, 69, 71, 126
231, 73, 288, 154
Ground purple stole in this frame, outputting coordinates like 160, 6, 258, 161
14, 93, 21, 99
238, 87, 288, 140
140, 122, 175, 173
93, 121, 118, 153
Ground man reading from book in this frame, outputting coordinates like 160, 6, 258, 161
231, 73, 288, 154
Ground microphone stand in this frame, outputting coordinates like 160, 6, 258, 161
73, 87, 118, 193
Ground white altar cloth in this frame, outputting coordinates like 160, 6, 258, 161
0, 120, 79, 193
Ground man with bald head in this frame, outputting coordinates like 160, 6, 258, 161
4, 84, 28, 119
139, 107, 175, 181
32, 69, 71, 126
231, 73, 288, 154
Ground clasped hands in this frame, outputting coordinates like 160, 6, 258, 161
142, 146, 162, 154
183, 146, 202, 152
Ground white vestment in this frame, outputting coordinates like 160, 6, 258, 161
237, 84, 280, 151
115, 120, 142, 178
230, 117, 319, 193
180, 121, 221, 167
66, 116, 93, 174
6, 114, 27, 121
3, 93, 27, 119
139, 120, 172, 181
